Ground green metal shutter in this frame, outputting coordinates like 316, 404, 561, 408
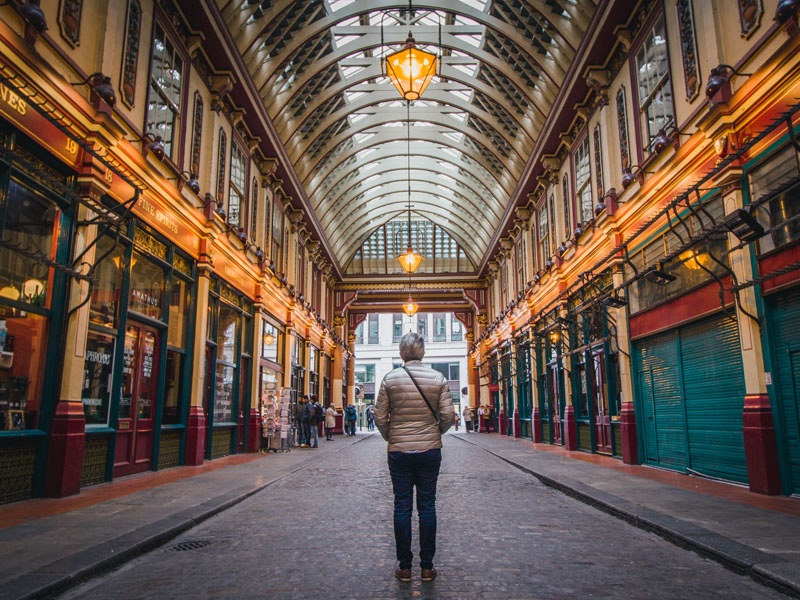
634, 330, 686, 470
681, 317, 747, 483
769, 287, 800, 494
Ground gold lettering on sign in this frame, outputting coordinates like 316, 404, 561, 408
105, 168, 113, 184
0, 84, 27, 116
65, 138, 78, 156
138, 197, 178, 235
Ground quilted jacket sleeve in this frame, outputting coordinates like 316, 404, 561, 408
437, 379, 455, 434
374, 380, 390, 441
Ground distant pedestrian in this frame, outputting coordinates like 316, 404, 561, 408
308, 394, 322, 448
478, 405, 490, 433
345, 404, 357, 436
358, 407, 364, 430
325, 403, 338, 440
300, 395, 312, 447
374, 332, 454, 583
295, 397, 307, 446
462, 405, 473, 433
366, 404, 375, 431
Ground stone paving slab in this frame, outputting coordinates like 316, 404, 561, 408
453, 432, 800, 598
0, 434, 370, 600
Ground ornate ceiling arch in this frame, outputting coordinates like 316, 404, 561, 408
218, 0, 596, 274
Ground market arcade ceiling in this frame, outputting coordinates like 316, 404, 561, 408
218, 0, 595, 274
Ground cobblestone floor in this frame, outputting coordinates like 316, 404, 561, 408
60, 434, 788, 600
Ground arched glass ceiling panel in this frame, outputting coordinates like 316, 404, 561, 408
221, 0, 596, 272
345, 218, 477, 275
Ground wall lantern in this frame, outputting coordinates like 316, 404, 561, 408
706, 64, 752, 103
775, 0, 800, 24
724, 207, 765, 243
602, 294, 627, 309
71, 72, 116, 107
643, 263, 676, 285
385, 32, 437, 101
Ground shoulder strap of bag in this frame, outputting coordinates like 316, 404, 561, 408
401, 366, 440, 425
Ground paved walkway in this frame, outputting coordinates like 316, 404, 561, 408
0, 431, 798, 599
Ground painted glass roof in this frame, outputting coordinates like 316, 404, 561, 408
219, 0, 594, 273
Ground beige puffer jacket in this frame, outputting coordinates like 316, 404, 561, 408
374, 360, 455, 452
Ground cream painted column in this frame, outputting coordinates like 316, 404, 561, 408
246, 307, 263, 452
346, 333, 356, 407
185, 267, 211, 465
723, 185, 782, 494
45, 200, 97, 497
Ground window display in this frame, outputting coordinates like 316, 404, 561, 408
128, 252, 165, 319
82, 332, 115, 424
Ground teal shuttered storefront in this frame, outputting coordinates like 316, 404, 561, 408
634, 315, 748, 483
767, 287, 800, 495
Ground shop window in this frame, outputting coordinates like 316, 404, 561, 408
634, 14, 674, 153
626, 198, 728, 313
574, 136, 592, 224
146, 22, 184, 161
214, 303, 239, 423
0, 177, 67, 431
83, 332, 115, 425
355, 364, 375, 383
163, 277, 191, 425
748, 144, 800, 254
515, 236, 524, 294
433, 313, 446, 342
367, 313, 379, 344
0, 180, 56, 308
228, 143, 246, 228
261, 320, 283, 363
89, 236, 123, 328
128, 251, 165, 320
451, 316, 462, 341
562, 173, 572, 236
393, 313, 403, 343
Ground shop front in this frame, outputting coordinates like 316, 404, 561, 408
535, 315, 565, 446
514, 335, 533, 439
0, 126, 74, 503
85, 223, 196, 481
257, 316, 284, 450
204, 277, 253, 460
499, 344, 513, 435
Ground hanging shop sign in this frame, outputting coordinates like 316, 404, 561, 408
0, 82, 82, 167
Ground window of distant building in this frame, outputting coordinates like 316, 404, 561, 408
433, 313, 446, 342
228, 141, 247, 228
354, 364, 375, 383
393, 313, 403, 343
451, 316, 462, 341
417, 313, 427, 340
367, 313, 379, 344
146, 22, 185, 162
574, 136, 592, 224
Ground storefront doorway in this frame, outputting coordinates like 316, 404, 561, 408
591, 348, 612, 454
114, 321, 159, 478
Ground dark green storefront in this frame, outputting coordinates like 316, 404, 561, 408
634, 314, 748, 483
765, 286, 800, 495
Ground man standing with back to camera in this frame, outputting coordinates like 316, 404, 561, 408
374, 332, 454, 583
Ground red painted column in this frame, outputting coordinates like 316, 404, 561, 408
478, 414, 485, 433
498, 409, 505, 435
185, 406, 206, 465
743, 394, 782, 495
532, 405, 542, 442
247, 407, 260, 453
620, 401, 638, 465
513, 408, 520, 438
563, 405, 577, 451
44, 399, 85, 497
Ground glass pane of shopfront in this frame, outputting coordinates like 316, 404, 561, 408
0, 180, 57, 308
217, 304, 238, 364
167, 277, 190, 348
0, 312, 48, 430
89, 236, 123, 328
128, 252, 165, 319
82, 331, 115, 425
163, 349, 183, 424
120, 326, 139, 419
214, 363, 234, 422
261, 321, 282, 362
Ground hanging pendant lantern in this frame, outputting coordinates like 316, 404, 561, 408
402, 294, 419, 316
385, 33, 437, 101
398, 246, 422, 273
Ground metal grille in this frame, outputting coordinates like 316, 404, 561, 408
0, 442, 36, 504
165, 540, 213, 552
81, 436, 109, 488
158, 431, 181, 470
210, 428, 232, 460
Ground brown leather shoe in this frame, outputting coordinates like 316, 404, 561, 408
421, 568, 437, 582
394, 568, 411, 582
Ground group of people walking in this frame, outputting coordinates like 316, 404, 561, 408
460, 404, 494, 433
294, 394, 344, 446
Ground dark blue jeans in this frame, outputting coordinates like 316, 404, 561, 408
387, 448, 442, 570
